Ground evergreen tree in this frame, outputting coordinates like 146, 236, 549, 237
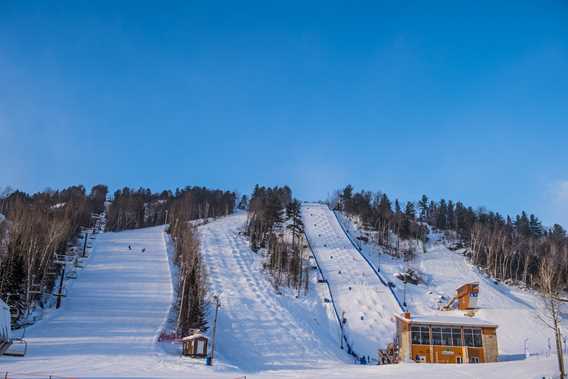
404, 201, 416, 220
418, 195, 429, 221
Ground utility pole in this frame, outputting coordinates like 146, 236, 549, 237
403, 277, 407, 309
208, 295, 221, 366
82, 231, 89, 258
56, 263, 66, 309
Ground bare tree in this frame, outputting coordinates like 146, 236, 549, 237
537, 254, 566, 379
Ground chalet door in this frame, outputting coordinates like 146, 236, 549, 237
456, 356, 462, 364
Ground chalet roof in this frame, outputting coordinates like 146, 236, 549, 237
457, 282, 479, 291
394, 313, 497, 328
182, 333, 208, 341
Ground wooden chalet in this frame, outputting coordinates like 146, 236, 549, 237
395, 312, 498, 364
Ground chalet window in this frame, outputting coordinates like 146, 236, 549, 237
411, 325, 430, 345
441, 327, 452, 346
432, 326, 462, 346
452, 328, 462, 346
464, 328, 482, 347
431, 327, 442, 345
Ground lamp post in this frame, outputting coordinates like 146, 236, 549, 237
208, 295, 221, 366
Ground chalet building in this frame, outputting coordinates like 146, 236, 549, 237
395, 312, 498, 364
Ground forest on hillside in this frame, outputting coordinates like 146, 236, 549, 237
245, 185, 310, 294
0, 184, 236, 329
0, 185, 107, 322
333, 185, 568, 290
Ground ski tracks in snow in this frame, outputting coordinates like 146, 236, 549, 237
199, 212, 345, 371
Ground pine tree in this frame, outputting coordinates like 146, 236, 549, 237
404, 202, 416, 220
418, 195, 429, 221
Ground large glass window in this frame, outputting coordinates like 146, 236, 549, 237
431, 326, 463, 346
441, 327, 452, 346
431, 327, 442, 345
452, 328, 462, 346
463, 328, 482, 347
411, 325, 430, 345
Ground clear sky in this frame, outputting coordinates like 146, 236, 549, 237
1, 1, 567, 227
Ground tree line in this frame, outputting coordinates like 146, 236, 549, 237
246, 185, 309, 294
333, 185, 568, 290
334, 185, 428, 259
166, 186, 236, 335
0, 185, 107, 322
107, 186, 236, 232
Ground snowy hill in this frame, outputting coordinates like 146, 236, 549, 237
0, 226, 175, 377
302, 203, 402, 360
1, 215, 564, 379
336, 211, 568, 358
198, 211, 347, 371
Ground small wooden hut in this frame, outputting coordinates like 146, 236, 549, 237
182, 334, 208, 358
443, 282, 480, 311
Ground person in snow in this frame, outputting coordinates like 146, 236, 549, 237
128, 245, 132, 250
141, 248, 146, 253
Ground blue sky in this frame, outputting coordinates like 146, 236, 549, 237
1, 1, 567, 227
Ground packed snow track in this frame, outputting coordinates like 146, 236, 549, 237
302, 203, 402, 360
0, 226, 174, 377
199, 212, 346, 371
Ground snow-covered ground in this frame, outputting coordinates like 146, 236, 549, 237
199, 211, 347, 371
1, 215, 564, 378
302, 203, 402, 360
335, 211, 568, 359
0, 226, 177, 378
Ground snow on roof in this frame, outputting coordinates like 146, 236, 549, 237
395, 313, 497, 328
182, 334, 208, 341
0, 299, 11, 341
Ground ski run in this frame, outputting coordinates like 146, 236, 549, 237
1, 208, 566, 378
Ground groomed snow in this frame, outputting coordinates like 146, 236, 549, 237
199, 212, 347, 371
302, 203, 402, 360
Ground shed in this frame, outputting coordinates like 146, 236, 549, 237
395, 312, 498, 364
182, 334, 208, 358
443, 282, 479, 311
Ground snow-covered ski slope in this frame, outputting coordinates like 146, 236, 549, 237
302, 203, 402, 359
199, 212, 347, 371
1, 226, 175, 377
336, 213, 568, 358
1, 217, 564, 379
